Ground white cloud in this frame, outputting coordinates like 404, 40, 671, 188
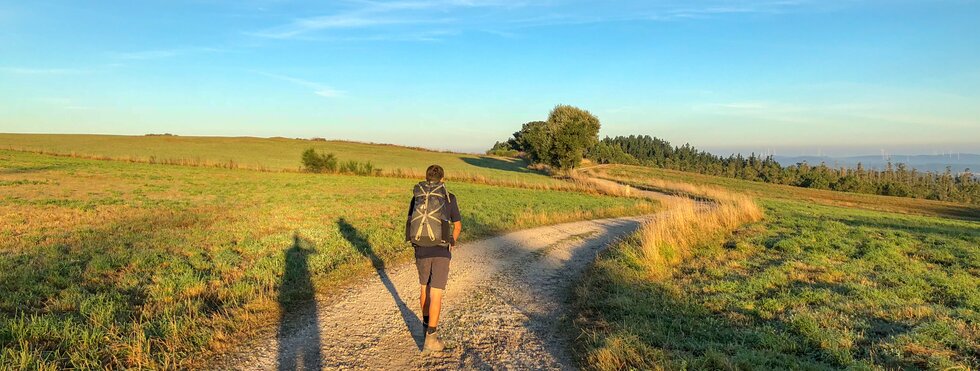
109, 47, 224, 60
248, 0, 523, 39
248, 0, 823, 41
256, 71, 345, 99
0, 67, 86, 75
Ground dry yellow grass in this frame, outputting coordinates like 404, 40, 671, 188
601, 171, 766, 279
633, 195, 763, 279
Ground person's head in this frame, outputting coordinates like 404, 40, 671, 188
425, 164, 445, 183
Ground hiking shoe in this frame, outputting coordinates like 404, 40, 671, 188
423, 332, 446, 353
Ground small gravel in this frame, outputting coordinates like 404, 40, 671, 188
213, 212, 662, 370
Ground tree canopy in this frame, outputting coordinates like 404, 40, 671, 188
493, 105, 601, 170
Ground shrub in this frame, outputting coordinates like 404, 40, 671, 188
301, 149, 337, 173
302, 149, 379, 176
587, 141, 639, 165
486, 141, 520, 157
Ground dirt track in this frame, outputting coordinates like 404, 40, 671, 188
215, 183, 672, 370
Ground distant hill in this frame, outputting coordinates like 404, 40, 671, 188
0, 133, 560, 186
773, 154, 980, 173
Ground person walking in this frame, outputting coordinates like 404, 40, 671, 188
406, 164, 462, 353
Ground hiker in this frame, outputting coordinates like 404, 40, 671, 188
406, 164, 462, 353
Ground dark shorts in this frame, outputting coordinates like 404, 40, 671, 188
416, 257, 451, 290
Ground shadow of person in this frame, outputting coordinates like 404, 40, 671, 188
276, 233, 324, 370
337, 218, 425, 350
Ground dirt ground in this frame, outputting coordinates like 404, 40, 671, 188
213, 212, 657, 370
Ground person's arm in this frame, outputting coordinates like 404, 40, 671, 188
406, 197, 415, 242
449, 194, 462, 247
452, 221, 462, 247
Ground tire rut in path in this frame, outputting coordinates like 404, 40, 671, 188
216, 215, 655, 370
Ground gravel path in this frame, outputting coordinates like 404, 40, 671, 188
215, 192, 670, 370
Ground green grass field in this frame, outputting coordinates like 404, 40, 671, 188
0, 133, 563, 186
0, 149, 656, 369
576, 168, 980, 370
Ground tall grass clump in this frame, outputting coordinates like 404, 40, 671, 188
301, 149, 378, 176
575, 180, 764, 370
634, 193, 763, 279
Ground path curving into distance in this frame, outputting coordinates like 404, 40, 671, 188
215, 188, 676, 370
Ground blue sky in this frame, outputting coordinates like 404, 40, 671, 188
1, 0, 978, 155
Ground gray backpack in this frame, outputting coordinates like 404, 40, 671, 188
408, 181, 452, 247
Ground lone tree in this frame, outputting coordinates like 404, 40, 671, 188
492, 104, 601, 170
546, 105, 600, 169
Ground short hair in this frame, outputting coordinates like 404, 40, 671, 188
425, 164, 444, 182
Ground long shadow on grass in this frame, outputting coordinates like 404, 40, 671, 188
461, 156, 541, 174
838, 214, 980, 239
276, 234, 324, 370
337, 218, 425, 350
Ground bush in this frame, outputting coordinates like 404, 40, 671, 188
487, 148, 520, 157
340, 160, 376, 176
301, 149, 337, 173
486, 141, 520, 157
302, 149, 378, 176
587, 141, 639, 165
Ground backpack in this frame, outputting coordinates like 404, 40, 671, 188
408, 181, 452, 248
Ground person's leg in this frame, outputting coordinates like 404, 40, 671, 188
420, 284, 430, 326
422, 257, 450, 352
416, 258, 433, 327
426, 287, 444, 328
425, 257, 449, 330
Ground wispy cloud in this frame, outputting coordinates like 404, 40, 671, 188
507, 0, 809, 28
248, 0, 818, 41
109, 47, 225, 60
702, 98, 978, 130
0, 67, 87, 75
248, 0, 523, 40
256, 71, 345, 98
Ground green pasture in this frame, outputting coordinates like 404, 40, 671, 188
0, 150, 655, 369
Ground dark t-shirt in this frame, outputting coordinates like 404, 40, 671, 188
407, 193, 461, 259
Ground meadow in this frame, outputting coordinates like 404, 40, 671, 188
0, 149, 657, 369
576, 166, 980, 370
0, 133, 564, 187
588, 164, 980, 221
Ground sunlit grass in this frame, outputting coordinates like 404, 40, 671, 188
575, 167, 980, 370
0, 150, 658, 369
591, 164, 980, 221
0, 133, 564, 186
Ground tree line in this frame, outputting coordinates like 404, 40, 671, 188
489, 107, 979, 205
591, 135, 979, 204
